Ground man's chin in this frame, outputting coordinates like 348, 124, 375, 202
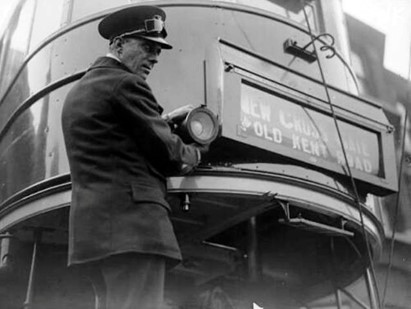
136, 72, 148, 80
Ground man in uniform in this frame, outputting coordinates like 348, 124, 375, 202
61, 5, 207, 309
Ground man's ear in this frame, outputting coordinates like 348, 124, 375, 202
111, 37, 124, 52
110, 37, 124, 56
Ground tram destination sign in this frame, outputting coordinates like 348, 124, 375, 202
236, 83, 381, 177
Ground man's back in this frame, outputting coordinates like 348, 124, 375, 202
62, 56, 183, 266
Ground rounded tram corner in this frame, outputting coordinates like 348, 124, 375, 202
164, 167, 385, 306
0, 167, 385, 307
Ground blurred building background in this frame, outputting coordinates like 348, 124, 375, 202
345, 12, 411, 309
309, 1, 411, 308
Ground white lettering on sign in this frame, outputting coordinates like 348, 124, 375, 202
239, 84, 380, 176
341, 137, 370, 157
279, 110, 326, 141
242, 97, 271, 122
336, 150, 373, 173
253, 121, 282, 144
292, 134, 328, 158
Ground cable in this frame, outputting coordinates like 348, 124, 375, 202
301, 1, 381, 307
381, 109, 408, 308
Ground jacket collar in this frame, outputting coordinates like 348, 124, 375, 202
106, 52, 121, 62
88, 56, 133, 74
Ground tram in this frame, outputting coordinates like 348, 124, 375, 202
0, 1, 399, 308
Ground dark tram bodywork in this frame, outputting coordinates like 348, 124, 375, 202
0, 1, 398, 308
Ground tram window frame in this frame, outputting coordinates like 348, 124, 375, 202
211, 0, 321, 32
68, 0, 320, 32
0, 0, 66, 101
28, 0, 65, 53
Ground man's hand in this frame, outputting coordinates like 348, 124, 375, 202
192, 143, 209, 166
163, 105, 194, 124
194, 143, 209, 157
180, 143, 210, 175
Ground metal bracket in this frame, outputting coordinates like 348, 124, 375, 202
284, 38, 317, 63
284, 33, 336, 63
278, 202, 354, 237
277, 200, 291, 222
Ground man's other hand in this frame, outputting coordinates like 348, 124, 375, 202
195, 143, 209, 156
164, 105, 194, 123
180, 143, 210, 175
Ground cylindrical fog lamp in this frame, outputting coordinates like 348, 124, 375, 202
176, 107, 219, 145
0, 233, 14, 274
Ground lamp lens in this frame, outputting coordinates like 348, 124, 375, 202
190, 120, 204, 136
189, 112, 215, 142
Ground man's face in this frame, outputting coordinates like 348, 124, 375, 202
119, 37, 162, 80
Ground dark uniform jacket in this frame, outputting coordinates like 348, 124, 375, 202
62, 56, 199, 266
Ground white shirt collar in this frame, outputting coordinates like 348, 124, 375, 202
106, 53, 121, 63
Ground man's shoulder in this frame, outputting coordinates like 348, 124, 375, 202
90, 56, 126, 70
87, 57, 147, 85
111, 70, 153, 95
71, 57, 154, 102
80, 57, 130, 87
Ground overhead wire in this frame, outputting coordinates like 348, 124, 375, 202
300, 1, 381, 308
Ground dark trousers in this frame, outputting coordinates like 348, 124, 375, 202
85, 253, 166, 309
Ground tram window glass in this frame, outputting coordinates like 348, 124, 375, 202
0, 2, 17, 39
29, 0, 65, 52
71, 0, 147, 21
213, 0, 319, 31
0, 1, 18, 94
69, 0, 318, 31
0, 0, 35, 99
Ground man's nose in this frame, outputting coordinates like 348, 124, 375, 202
149, 53, 159, 64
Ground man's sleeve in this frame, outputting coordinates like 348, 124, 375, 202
112, 75, 200, 172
